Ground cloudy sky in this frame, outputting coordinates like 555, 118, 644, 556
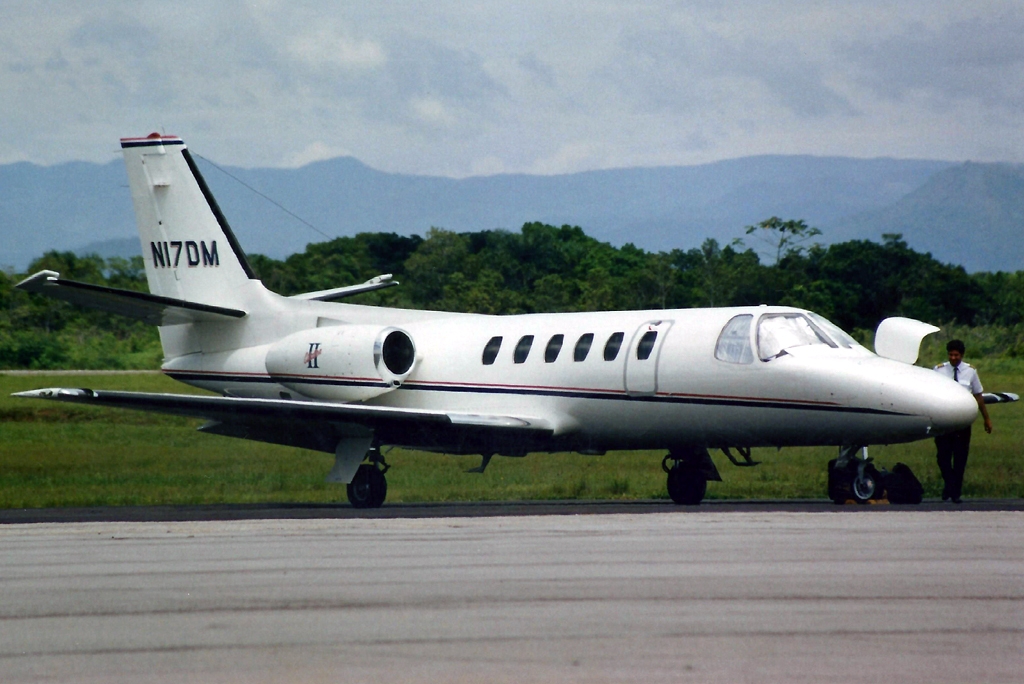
2, 1, 1023, 176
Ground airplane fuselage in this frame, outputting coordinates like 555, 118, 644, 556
160, 283, 978, 456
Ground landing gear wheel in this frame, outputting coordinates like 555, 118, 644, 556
347, 463, 387, 509
828, 457, 880, 504
850, 471, 877, 504
667, 465, 707, 506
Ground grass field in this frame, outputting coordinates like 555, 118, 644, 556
2, 365, 1022, 508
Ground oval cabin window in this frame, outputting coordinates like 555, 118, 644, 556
482, 336, 503, 365
545, 334, 564, 363
574, 333, 594, 362
514, 335, 535, 364
636, 330, 658, 360
604, 332, 625, 361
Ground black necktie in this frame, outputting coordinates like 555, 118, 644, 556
953, 366, 959, 382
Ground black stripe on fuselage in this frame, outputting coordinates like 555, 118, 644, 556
164, 372, 907, 417
121, 138, 186, 148
166, 372, 389, 390
401, 382, 902, 415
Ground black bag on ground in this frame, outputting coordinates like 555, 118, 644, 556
883, 463, 924, 504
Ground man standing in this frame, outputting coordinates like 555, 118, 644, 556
933, 339, 992, 503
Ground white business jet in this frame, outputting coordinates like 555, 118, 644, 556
13, 134, 1003, 507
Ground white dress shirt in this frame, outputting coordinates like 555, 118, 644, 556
934, 361, 983, 395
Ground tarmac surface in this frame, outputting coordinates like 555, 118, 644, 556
2, 504, 1023, 683
3, 497, 1024, 524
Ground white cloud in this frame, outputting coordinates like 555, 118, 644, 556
286, 29, 387, 70
409, 97, 456, 127
0, 1, 1023, 174
843, 11, 1024, 110
287, 141, 355, 168
530, 141, 612, 176
469, 155, 507, 176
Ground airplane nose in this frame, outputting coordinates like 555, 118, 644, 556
873, 360, 978, 438
928, 380, 979, 434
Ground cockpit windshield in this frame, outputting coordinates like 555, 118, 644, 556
805, 312, 860, 349
757, 313, 835, 360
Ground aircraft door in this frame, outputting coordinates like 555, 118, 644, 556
624, 320, 674, 396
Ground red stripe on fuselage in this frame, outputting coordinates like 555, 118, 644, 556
164, 369, 840, 407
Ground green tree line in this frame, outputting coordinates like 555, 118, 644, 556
4, 219, 1024, 369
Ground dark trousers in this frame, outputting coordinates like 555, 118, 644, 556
935, 427, 971, 499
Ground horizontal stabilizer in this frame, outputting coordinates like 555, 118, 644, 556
982, 392, 1019, 404
290, 274, 399, 302
12, 387, 556, 454
15, 270, 247, 325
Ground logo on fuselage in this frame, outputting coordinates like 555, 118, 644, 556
150, 240, 219, 268
304, 343, 322, 369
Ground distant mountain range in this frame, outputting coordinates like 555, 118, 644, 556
831, 162, 1024, 272
2, 152, 1022, 273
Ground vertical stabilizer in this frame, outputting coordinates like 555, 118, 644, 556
121, 134, 255, 307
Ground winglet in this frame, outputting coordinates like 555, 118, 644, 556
14, 270, 60, 290
12, 387, 94, 399
982, 392, 1020, 404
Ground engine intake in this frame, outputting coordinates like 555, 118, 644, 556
377, 329, 415, 377
265, 324, 417, 401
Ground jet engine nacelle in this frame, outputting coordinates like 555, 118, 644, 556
264, 324, 417, 401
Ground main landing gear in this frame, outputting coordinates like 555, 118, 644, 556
662, 446, 722, 505
346, 448, 390, 509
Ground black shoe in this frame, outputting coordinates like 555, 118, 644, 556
942, 488, 950, 501
952, 496, 962, 504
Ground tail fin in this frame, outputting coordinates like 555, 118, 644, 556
121, 134, 256, 307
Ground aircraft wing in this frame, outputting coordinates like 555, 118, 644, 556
982, 392, 1019, 404
13, 388, 558, 454
15, 271, 247, 325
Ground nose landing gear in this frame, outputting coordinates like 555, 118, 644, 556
850, 466, 877, 503
828, 445, 883, 504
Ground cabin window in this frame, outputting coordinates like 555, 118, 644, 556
574, 333, 594, 361
545, 334, 564, 363
482, 336, 503, 365
757, 314, 835, 361
636, 330, 658, 360
514, 335, 535, 364
715, 315, 754, 364
604, 332, 625, 361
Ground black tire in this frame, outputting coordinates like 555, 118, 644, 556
827, 458, 846, 504
667, 466, 707, 505
347, 464, 387, 508
829, 459, 881, 504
